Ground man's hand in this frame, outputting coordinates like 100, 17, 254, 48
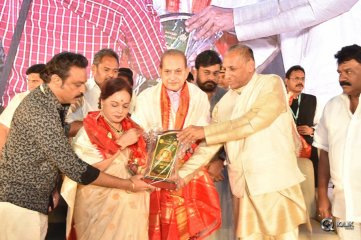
297, 125, 314, 136
185, 6, 234, 40
130, 175, 155, 192
318, 194, 332, 220
207, 159, 224, 182
177, 125, 205, 145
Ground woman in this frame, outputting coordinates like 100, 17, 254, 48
61, 77, 150, 240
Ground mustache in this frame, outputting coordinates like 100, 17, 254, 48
75, 93, 84, 98
296, 84, 304, 88
340, 81, 351, 87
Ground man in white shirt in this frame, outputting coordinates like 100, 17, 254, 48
185, 0, 361, 112
314, 44, 361, 240
132, 49, 221, 239
0, 63, 46, 152
66, 48, 119, 136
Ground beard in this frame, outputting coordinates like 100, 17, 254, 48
197, 79, 217, 92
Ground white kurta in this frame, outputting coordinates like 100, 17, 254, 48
313, 94, 361, 222
0, 91, 29, 128
66, 78, 100, 123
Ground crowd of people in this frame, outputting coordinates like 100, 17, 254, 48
0, 42, 360, 240
1, 2, 361, 233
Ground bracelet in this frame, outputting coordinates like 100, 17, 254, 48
126, 179, 135, 193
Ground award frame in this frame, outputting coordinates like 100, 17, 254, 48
143, 130, 181, 190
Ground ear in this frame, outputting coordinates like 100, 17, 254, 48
91, 64, 97, 76
246, 59, 255, 73
49, 74, 62, 87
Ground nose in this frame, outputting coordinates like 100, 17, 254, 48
109, 71, 117, 78
80, 84, 86, 93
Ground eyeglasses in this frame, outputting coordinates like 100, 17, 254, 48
289, 77, 305, 81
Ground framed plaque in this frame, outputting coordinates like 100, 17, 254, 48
143, 130, 181, 190
160, 13, 223, 64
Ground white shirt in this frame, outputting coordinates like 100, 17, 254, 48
0, 91, 29, 128
66, 78, 100, 123
313, 94, 361, 222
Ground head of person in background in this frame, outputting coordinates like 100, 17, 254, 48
118, 67, 134, 88
92, 48, 119, 87
285, 65, 305, 98
42, 52, 88, 104
99, 76, 133, 128
159, 49, 189, 92
194, 50, 222, 94
26, 63, 46, 91
335, 44, 361, 98
217, 66, 226, 89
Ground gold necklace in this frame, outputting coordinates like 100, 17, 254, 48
103, 116, 123, 134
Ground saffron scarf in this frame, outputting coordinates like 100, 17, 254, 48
83, 111, 147, 170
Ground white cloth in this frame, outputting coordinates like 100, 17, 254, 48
61, 127, 149, 240
0, 91, 29, 128
313, 94, 361, 222
66, 78, 100, 122
131, 81, 211, 179
212, 73, 304, 197
0, 202, 48, 240
216, 0, 361, 113
132, 81, 210, 130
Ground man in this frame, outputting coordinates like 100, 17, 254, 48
315, 44, 361, 239
132, 49, 221, 240
194, 50, 234, 239
178, 44, 308, 239
186, 0, 361, 112
66, 48, 119, 136
285, 65, 318, 186
0, 52, 152, 240
194, 50, 226, 112
0, 63, 46, 152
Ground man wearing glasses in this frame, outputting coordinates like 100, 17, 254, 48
285, 65, 319, 187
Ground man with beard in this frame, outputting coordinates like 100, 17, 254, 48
195, 50, 227, 113
67, 48, 119, 136
285, 65, 318, 186
194, 50, 234, 239
315, 44, 361, 239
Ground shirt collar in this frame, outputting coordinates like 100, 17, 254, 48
41, 83, 69, 112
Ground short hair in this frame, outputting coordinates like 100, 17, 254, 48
195, 50, 222, 70
118, 67, 134, 87
186, 72, 194, 82
334, 44, 361, 65
93, 48, 119, 66
285, 65, 305, 79
160, 49, 187, 68
228, 44, 254, 61
41, 52, 88, 83
99, 76, 132, 108
26, 63, 46, 75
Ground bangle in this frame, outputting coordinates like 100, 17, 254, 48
126, 179, 135, 193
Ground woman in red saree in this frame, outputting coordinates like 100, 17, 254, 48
61, 77, 151, 240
